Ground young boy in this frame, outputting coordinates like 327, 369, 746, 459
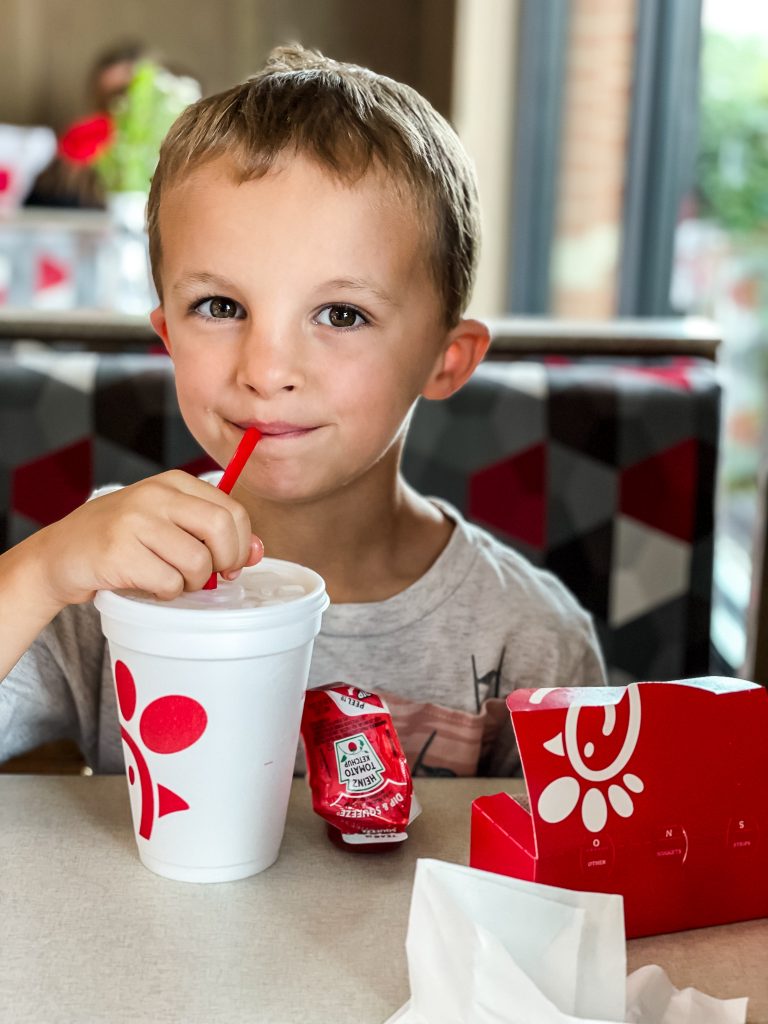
0, 45, 605, 778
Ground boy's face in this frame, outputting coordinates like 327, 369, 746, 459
151, 154, 456, 505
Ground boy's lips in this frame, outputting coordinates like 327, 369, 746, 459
230, 419, 319, 439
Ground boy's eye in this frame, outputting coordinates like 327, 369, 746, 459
315, 304, 368, 330
194, 296, 245, 319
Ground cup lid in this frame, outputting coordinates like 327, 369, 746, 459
94, 557, 329, 631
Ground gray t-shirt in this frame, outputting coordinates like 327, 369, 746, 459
0, 501, 605, 777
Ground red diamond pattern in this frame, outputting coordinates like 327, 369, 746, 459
13, 438, 93, 526
620, 439, 698, 542
469, 443, 547, 549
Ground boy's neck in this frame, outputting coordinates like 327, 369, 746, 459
234, 472, 454, 605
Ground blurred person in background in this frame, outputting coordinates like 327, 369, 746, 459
25, 41, 197, 209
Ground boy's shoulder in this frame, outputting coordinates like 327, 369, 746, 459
434, 500, 594, 635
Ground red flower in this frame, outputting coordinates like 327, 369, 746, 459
58, 113, 114, 165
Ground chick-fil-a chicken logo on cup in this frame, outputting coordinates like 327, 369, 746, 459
114, 660, 207, 840
531, 683, 645, 833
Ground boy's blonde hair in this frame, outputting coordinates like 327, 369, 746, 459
147, 44, 480, 327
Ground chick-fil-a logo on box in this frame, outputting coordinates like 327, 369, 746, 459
114, 660, 208, 840
530, 683, 645, 834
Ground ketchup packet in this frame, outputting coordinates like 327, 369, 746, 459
300, 683, 417, 847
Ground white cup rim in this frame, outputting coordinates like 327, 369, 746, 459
94, 557, 329, 631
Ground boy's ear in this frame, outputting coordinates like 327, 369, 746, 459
149, 305, 172, 355
422, 318, 491, 400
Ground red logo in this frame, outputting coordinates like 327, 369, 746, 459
35, 255, 69, 292
115, 660, 207, 840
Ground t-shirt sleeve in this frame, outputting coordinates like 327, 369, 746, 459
572, 616, 608, 687
0, 603, 105, 765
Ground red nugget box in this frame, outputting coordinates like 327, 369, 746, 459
470, 677, 768, 937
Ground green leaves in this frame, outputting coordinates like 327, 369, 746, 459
698, 31, 768, 233
96, 60, 200, 194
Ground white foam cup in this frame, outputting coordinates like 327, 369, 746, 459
94, 558, 328, 883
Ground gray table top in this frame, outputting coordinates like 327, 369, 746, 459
1, 776, 766, 1024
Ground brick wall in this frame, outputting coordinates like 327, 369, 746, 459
551, 0, 637, 317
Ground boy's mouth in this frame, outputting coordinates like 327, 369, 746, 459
230, 419, 318, 440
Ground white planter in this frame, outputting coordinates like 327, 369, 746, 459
105, 190, 155, 314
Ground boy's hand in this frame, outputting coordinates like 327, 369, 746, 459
36, 470, 263, 609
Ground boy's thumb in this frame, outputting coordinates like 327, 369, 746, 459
247, 534, 264, 566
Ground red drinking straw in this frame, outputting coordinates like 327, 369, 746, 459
202, 427, 261, 590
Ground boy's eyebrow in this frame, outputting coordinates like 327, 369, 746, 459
172, 272, 239, 294
319, 277, 399, 308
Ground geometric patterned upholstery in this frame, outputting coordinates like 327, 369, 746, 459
0, 348, 720, 685
402, 358, 721, 685
0, 349, 216, 549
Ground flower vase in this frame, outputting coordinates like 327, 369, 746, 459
105, 190, 155, 314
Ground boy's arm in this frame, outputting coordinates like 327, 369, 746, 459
0, 531, 67, 681
0, 601, 89, 764
0, 470, 261, 683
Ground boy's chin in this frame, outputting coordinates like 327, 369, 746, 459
241, 473, 326, 507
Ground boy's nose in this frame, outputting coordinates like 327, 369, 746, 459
235, 328, 304, 397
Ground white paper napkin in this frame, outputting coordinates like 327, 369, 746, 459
625, 966, 748, 1024
383, 859, 747, 1024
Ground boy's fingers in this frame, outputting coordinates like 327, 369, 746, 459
158, 494, 251, 572
111, 472, 255, 576
132, 473, 253, 565
136, 520, 214, 591
119, 542, 187, 602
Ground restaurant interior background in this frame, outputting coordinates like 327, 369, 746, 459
0, 0, 766, 685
